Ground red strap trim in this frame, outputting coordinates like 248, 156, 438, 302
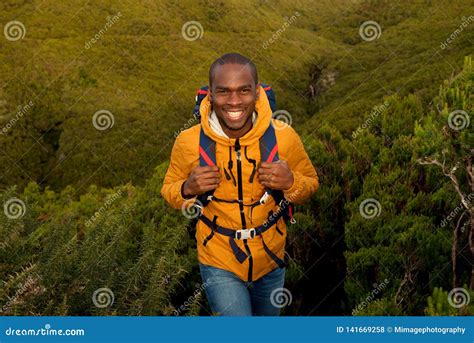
263, 86, 271, 91
199, 146, 215, 166
266, 144, 278, 162
289, 205, 293, 218
197, 89, 209, 95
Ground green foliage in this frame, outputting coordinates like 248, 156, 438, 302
344, 59, 473, 315
354, 298, 402, 316
0, 162, 199, 315
425, 286, 473, 316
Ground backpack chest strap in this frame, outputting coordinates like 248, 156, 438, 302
198, 201, 287, 240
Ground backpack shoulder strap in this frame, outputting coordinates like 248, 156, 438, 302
260, 122, 279, 163
260, 83, 276, 113
199, 126, 216, 167
194, 86, 209, 121
259, 123, 294, 223
198, 127, 216, 206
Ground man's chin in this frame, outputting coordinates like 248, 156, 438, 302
227, 125, 244, 131
223, 120, 246, 131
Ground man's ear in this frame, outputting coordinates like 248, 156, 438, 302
208, 90, 214, 109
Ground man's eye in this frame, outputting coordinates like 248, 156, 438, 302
217, 90, 227, 94
241, 89, 250, 94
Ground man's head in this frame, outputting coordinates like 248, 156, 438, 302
208, 53, 260, 138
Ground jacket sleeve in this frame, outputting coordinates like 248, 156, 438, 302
281, 126, 319, 204
160, 132, 197, 210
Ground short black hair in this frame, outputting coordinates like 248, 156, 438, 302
209, 53, 258, 87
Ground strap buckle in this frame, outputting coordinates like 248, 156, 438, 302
259, 191, 270, 204
235, 228, 256, 240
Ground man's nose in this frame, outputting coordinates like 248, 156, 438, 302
227, 91, 242, 107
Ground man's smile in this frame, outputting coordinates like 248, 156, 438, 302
224, 109, 246, 122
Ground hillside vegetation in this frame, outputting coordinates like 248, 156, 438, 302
0, 0, 472, 315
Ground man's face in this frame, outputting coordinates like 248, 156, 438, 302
210, 63, 259, 138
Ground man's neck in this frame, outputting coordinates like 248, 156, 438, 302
223, 122, 253, 139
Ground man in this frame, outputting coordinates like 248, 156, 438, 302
161, 53, 318, 316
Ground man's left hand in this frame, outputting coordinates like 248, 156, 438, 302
257, 160, 294, 190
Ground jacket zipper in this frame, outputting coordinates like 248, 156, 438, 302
235, 138, 253, 282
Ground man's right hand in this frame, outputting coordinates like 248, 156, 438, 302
182, 165, 221, 198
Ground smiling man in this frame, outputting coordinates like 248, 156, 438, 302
161, 53, 319, 316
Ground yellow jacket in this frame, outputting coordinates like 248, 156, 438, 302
161, 85, 319, 282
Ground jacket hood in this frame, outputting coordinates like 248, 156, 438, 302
199, 84, 273, 147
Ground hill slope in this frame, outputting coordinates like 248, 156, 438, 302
0, 0, 472, 192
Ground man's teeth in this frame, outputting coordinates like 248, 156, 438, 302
227, 111, 243, 117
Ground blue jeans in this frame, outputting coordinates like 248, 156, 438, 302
199, 263, 286, 316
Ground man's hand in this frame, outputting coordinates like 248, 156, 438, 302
183, 165, 221, 198
257, 160, 294, 190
